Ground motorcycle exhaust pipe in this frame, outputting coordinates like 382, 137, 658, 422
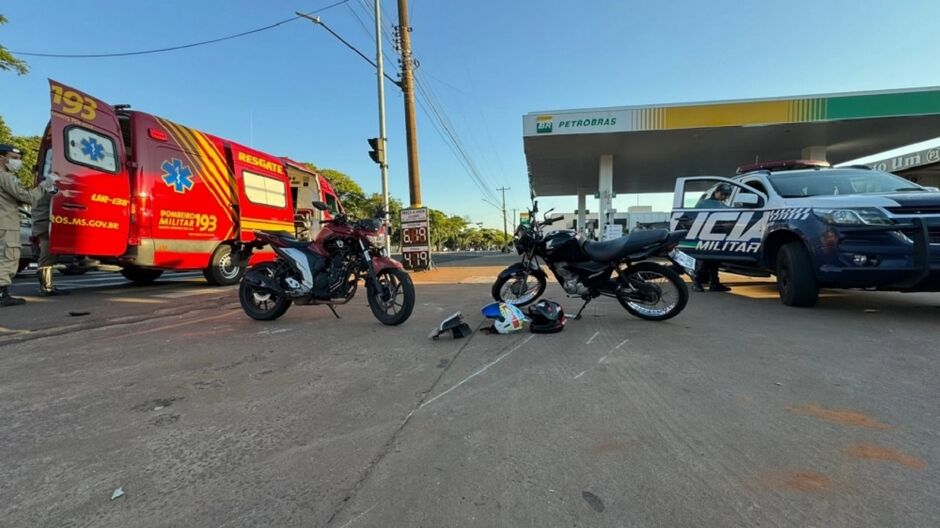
244, 271, 284, 295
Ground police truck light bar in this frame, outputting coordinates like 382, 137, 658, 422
736, 160, 830, 174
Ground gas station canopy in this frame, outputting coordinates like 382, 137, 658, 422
523, 87, 940, 196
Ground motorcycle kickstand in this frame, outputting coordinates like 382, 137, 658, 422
327, 305, 341, 319
574, 297, 593, 320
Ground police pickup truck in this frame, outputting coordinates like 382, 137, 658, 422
670, 160, 940, 306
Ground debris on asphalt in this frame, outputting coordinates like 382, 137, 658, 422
775, 382, 783, 386
581, 490, 605, 512
110, 487, 125, 500
428, 312, 473, 340
69, 311, 91, 317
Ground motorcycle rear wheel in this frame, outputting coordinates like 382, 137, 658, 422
239, 263, 292, 321
617, 262, 688, 321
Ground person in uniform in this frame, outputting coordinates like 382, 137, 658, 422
692, 183, 732, 293
33, 168, 68, 296
0, 144, 53, 307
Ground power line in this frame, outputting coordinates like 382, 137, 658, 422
414, 74, 500, 205
10, 0, 350, 58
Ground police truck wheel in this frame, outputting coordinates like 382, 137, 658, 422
776, 242, 818, 307
203, 244, 244, 286
120, 266, 164, 284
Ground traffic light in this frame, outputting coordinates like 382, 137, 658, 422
368, 137, 386, 166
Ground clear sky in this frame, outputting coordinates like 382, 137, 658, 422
3, 0, 940, 227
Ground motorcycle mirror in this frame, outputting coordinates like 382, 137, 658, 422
312, 200, 329, 211
532, 200, 539, 213
544, 207, 555, 218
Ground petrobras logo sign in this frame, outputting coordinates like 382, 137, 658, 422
526, 110, 627, 136
671, 211, 765, 253
536, 115, 553, 134
556, 116, 617, 131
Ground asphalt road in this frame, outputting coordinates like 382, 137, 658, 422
8, 251, 517, 297
1, 274, 937, 527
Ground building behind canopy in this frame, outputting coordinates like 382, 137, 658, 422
523, 87, 940, 237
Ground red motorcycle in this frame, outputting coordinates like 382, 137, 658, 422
236, 202, 415, 325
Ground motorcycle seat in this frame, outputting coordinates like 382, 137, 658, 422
582, 229, 669, 262
261, 231, 312, 249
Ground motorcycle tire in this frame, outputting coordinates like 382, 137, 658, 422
491, 271, 546, 307
239, 263, 292, 321
367, 268, 415, 325
617, 262, 689, 321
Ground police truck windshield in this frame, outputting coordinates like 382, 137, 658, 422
768, 169, 925, 198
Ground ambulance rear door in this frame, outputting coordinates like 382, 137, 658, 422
48, 80, 131, 256
230, 146, 295, 241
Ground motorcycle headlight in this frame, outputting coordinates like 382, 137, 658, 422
366, 234, 386, 248
813, 208, 894, 226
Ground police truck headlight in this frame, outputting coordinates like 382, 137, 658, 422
813, 208, 894, 226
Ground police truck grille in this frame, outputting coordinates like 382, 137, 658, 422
885, 206, 940, 214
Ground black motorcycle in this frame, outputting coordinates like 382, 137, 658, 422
491, 202, 690, 321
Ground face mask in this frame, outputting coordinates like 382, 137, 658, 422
6, 159, 22, 172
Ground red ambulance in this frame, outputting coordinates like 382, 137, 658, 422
39, 80, 342, 285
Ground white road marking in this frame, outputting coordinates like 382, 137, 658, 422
586, 331, 599, 345
109, 298, 167, 304
338, 504, 376, 528
155, 288, 228, 299
574, 370, 587, 379
420, 334, 535, 409
256, 328, 289, 335
102, 310, 239, 340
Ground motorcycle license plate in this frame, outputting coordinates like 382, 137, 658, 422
670, 249, 696, 271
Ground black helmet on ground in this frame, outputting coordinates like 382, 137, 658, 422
527, 300, 566, 333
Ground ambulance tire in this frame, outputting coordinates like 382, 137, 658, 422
203, 244, 244, 286
120, 266, 164, 284
776, 242, 818, 307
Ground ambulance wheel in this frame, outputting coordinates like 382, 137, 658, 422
120, 266, 164, 284
776, 242, 818, 307
203, 244, 244, 286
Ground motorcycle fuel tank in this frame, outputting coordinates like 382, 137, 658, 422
542, 230, 587, 262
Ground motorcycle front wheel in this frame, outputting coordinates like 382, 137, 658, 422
491, 271, 546, 307
367, 268, 415, 325
617, 262, 688, 321
239, 263, 292, 321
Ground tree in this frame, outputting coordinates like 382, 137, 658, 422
301, 162, 368, 217
0, 14, 29, 75
0, 114, 40, 186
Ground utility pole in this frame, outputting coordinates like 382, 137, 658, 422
374, 0, 391, 249
497, 187, 510, 244
395, 0, 422, 207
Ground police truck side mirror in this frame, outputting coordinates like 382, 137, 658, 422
733, 193, 761, 208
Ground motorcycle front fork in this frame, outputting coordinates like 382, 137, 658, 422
360, 240, 388, 302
